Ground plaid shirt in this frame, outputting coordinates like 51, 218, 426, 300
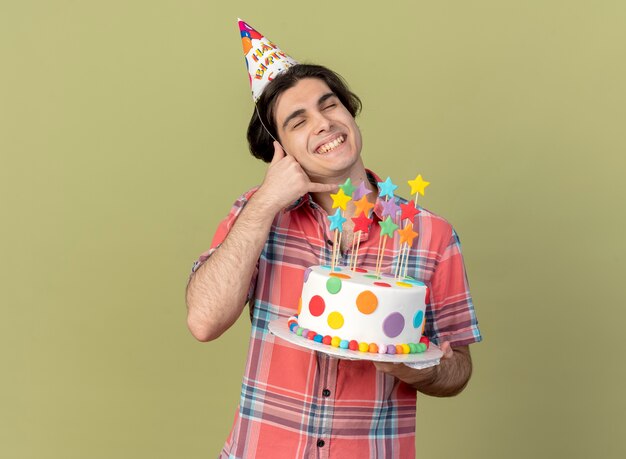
191, 171, 481, 458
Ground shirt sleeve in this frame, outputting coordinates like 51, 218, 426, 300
189, 188, 260, 305
426, 227, 482, 347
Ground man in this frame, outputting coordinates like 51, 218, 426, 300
186, 20, 481, 458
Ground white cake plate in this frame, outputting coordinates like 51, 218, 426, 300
268, 318, 443, 369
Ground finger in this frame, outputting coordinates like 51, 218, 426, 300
308, 182, 339, 194
373, 361, 389, 372
270, 141, 286, 165
373, 361, 400, 373
440, 342, 453, 359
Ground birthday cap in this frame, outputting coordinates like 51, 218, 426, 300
238, 18, 299, 102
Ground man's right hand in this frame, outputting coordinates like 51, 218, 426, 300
186, 142, 337, 341
255, 141, 337, 213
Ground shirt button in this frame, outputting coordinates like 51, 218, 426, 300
317, 439, 325, 448
322, 389, 331, 397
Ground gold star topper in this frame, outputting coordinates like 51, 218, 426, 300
408, 174, 430, 196
330, 188, 352, 211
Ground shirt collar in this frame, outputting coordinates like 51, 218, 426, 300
285, 193, 311, 212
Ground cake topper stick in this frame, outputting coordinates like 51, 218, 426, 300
376, 236, 386, 276
331, 230, 339, 271
376, 216, 399, 277
375, 177, 398, 276
350, 211, 373, 270
375, 224, 386, 275
349, 227, 359, 271
396, 175, 429, 277
328, 181, 353, 270
336, 231, 343, 268
349, 180, 374, 269
349, 190, 375, 270
395, 244, 406, 278
349, 233, 357, 270
408, 174, 430, 205
395, 201, 421, 278
349, 240, 355, 270
328, 208, 347, 271
403, 245, 413, 278
396, 222, 418, 278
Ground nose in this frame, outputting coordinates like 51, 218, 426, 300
312, 110, 331, 134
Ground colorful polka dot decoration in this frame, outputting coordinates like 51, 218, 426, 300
287, 315, 429, 354
321, 265, 343, 272
403, 277, 425, 286
382, 312, 405, 338
309, 295, 325, 317
356, 290, 378, 314
326, 277, 342, 294
327, 311, 344, 329
413, 310, 424, 329
373, 282, 391, 288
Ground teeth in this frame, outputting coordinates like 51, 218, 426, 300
317, 136, 345, 154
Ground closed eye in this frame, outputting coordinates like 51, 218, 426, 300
323, 103, 336, 110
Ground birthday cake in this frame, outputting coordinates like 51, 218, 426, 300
286, 174, 432, 355
289, 266, 430, 354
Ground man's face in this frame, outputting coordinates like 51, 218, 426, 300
273, 78, 363, 181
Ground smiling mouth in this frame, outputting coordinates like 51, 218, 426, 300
315, 135, 346, 154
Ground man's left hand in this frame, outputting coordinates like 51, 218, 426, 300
373, 342, 471, 396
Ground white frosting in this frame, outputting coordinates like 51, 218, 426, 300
297, 266, 427, 345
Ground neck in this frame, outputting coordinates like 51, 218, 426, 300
309, 162, 377, 216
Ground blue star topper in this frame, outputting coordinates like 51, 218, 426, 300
328, 209, 347, 232
377, 177, 398, 199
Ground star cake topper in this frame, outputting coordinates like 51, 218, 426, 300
339, 178, 355, 197
377, 177, 398, 199
397, 222, 418, 246
378, 216, 399, 237
381, 198, 400, 221
328, 209, 347, 232
408, 174, 430, 196
353, 196, 375, 217
352, 180, 372, 201
330, 188, 352, 211
352, 212, 373, 233
399, 201, 420, 223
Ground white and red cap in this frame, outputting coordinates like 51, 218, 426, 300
238, 18, 299, 102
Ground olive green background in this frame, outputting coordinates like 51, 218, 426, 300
1, 1, 625, 458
